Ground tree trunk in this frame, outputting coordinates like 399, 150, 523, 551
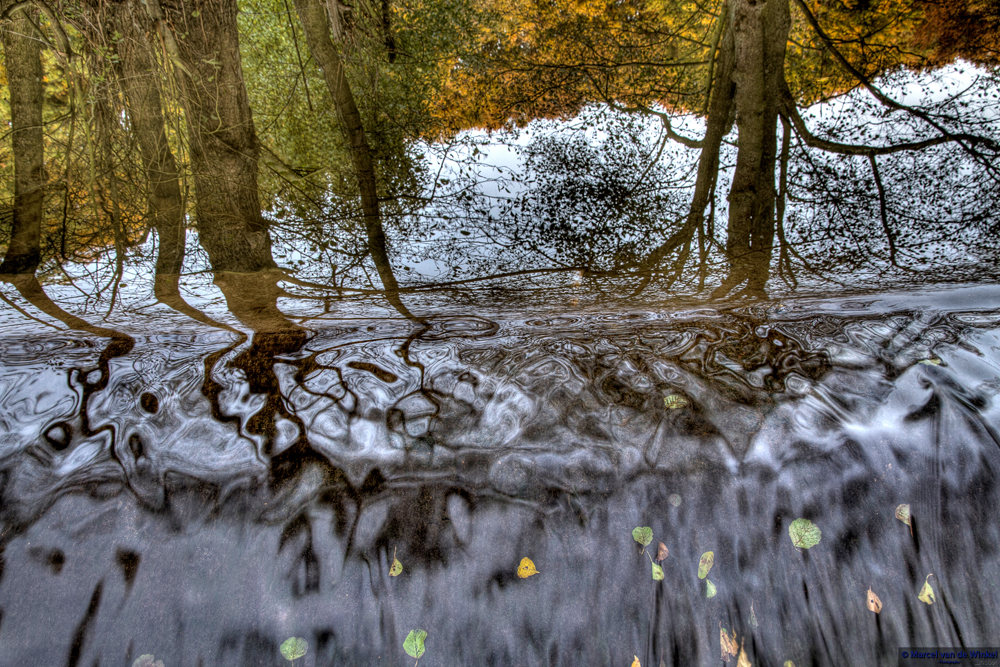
112, 1, 187, 289
716, 0, 790, 296
291, 0, 400, 295
150, 0, 275, 273
0, 11, 45, 275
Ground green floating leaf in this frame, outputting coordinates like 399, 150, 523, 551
651, 561, 664, 581
698, 551, 714, 579
918, 574, 935, 605
706, 579, 717, 598
632, 526, 653, 551
668, 494, 682, 507
919, 358, 942, 365
404, 629, 428, 663
788, 518, 822, 549
664, 394, 688, 409
390, 546, 402, 576
132, 656, 164, 667
784, 662, 796, 667
280, 637, 308, 662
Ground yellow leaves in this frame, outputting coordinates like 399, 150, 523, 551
918, 574, 935, 605
390, 547, 403, 577
737, 640, 752, 667
630, 656, 640, 667
866, 587, 882, 613
517, 557, 539, 578
720, 623, 738, 662
895, 504, 912, 534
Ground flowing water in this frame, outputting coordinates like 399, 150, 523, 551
2, 272, 1000, 666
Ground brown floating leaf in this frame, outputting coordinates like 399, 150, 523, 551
866, 587, 882, 613
737, 639, 752, 667
656, 542, 668, 561
720, 623, 739, 662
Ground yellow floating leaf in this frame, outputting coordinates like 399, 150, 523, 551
918, 573, 935, 604
784, 662, 796, 667
664, 394, 688, 409
631, 656, 640, 667
517, 557, 539, 578
866, 586, 882, 613
390, 547, 402, 577
737, 639, 752, 667
720, 623, 738, 662
895, 504, 913, 535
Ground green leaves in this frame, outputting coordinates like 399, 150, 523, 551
651, 560, 664, 580
918, 574, 935, 605
668, 494, 682, 507
895, 504, 913, 535
706, 579, 717, 598
404, 629, 428, 664
697, 551, 714, 579
280, 637, 308, 662
788, 518, 822, 549
663, 394, 688, 409
632, 526, 653, 553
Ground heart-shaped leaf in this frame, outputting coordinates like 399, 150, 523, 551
280, 637, 308, 662
633, 526, 653, 549
788, 518, 822, 549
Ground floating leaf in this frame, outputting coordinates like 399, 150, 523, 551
698, 551, 715, 579
720, 623, 739, 662
132, 657, 164, 667
517, 557, 539, 578
664, 394, 688, 409
737, 639, 752, 667
895, 504, 913, 535
656, 542, 669, 561
788, 518, 822, 549
919, 358, 941, 365
749, 600, 759, 628
280, 637, 308, 662
631, 656, 640, 667
706, 579, 717, 598
918, 574, 935, 605
390, 547, 402, 577
632, 526, 653, 553
668, 494, 682, 507
784, 662, 796, 667
651, 561, 664, 581
866, 586, 882, 613
404, 629, 427, 664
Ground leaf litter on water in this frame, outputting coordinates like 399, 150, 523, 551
404, 629, 427, 665
867, 587, 882, 613
647, 552, 664, 580
132, 657, 164, 667
279, 637, 308, 662
919, 574, 935, 605
895, 504, 913, 535
664, 394, 688, 409
390, 546, 403, 577
633, 526, 653, 553
788, 518, 822, 549
698, 551, 714, 579
517, 557, 539, 578
720, 623, 739, 662
656, 542, 668, 561
706, 579, 717, 598
668, 494, 682, 507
